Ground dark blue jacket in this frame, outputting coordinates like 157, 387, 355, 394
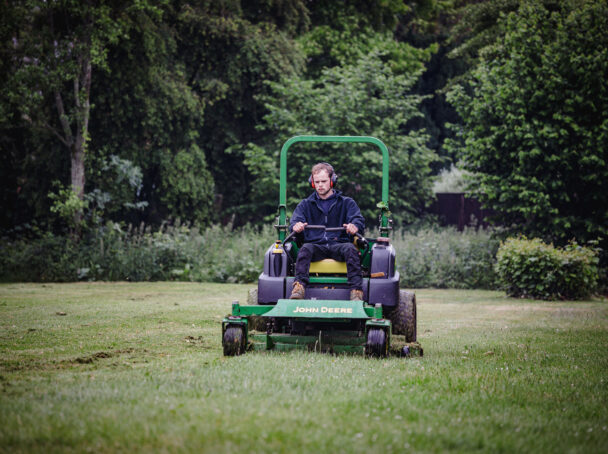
289, 190, 365, 244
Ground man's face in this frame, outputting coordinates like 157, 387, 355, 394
312, 169, 333, 199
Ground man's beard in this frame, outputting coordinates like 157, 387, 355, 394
317, 187, 331, 198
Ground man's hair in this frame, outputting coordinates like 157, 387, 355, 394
311, 162, 334, 177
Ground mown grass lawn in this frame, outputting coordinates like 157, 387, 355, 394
0, 282, 606, 453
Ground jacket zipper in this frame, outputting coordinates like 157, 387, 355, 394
314, 197, 338, 243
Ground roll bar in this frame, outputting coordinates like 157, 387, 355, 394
276, 135, 390, 240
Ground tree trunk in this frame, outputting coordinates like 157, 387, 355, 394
72, 55, 92, 210
71, 142, 85, 199
54, 53, 91, 234
71, 142, 86, 229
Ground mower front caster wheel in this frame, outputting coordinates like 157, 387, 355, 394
387, 290, 417, 342
223, 325, 245, 356
366, 328, 388, 358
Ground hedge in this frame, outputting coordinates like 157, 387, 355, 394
495, 237, 599, 300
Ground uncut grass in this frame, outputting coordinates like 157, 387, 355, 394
1, 284, 607, 453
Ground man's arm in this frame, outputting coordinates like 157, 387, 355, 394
289, 200, 309, 233
344, 198, 365, 236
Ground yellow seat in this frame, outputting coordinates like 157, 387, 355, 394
309, 259, 347, 274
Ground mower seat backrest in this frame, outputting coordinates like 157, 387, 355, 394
309, 259, 347, 274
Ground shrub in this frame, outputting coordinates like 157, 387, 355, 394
0, 233, 81, 282
393, 227, 501, 289
495, 237, 600, 300
1, 224, 503, 288
0, 223, 275, 284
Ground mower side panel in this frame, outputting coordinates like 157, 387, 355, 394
263, 244, 289, 277
258, 244, 289, 303
369, 242, 396, 277
368, 272, 400, 308
366, 241, 399, 307
258, 274, 285, 303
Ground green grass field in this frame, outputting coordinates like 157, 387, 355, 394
1, 283, 607, 453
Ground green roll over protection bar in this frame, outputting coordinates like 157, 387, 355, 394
277, 135, 390, 241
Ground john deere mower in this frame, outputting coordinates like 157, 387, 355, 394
222, 135, 420, 358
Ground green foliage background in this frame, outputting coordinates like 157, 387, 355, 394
0, 223, 500, 290
447, 0, 608, 247
1, 0, 607, 272
239, 50, 435, 226
1, 0, 459, 232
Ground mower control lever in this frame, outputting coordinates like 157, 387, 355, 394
282, 225, 367, 248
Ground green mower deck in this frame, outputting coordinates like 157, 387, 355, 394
222, 299, 422, 357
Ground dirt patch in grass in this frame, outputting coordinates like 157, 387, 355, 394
74, 348, 140, 364
184, 335, 204, 344
0, 348, 141, 372
73, 349, 135, 364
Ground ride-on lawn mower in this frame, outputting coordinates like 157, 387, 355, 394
222, 136, 421, 358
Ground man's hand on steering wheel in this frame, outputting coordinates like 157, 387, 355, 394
292, 222, 308, 233
343, 223, 358, 236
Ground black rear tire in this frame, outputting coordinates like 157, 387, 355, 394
366, 328, 388, 358
223, 325, 245, 356
387, 290, 417, 342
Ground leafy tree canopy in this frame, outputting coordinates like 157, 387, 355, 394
448, 0, 608, 246
238, 49, 437, 229
174, 0, 305, 221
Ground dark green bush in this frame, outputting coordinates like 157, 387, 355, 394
496, 237, 600, 300
394, 227, 501, 289
0, 233, 81, 282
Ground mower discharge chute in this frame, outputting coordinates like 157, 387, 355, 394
222, 135, 421, 358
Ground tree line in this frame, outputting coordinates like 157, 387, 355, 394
1, 0, 606, 252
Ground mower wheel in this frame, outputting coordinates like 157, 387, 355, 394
387, 290, 417, 342
223, 325, 245, 356
246, 288, 267, 332
366, 328, 388, 357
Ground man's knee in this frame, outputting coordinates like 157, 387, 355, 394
341, 243, 359, 258
298, 243, 315, 258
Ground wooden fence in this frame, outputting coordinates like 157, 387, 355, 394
428, 193, 493, 230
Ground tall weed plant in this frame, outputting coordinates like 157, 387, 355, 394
393, 227, 500, 289
0, 222, 274, 284
1, 223, 501, 288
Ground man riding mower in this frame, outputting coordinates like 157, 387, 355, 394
222, 135, 419, 358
